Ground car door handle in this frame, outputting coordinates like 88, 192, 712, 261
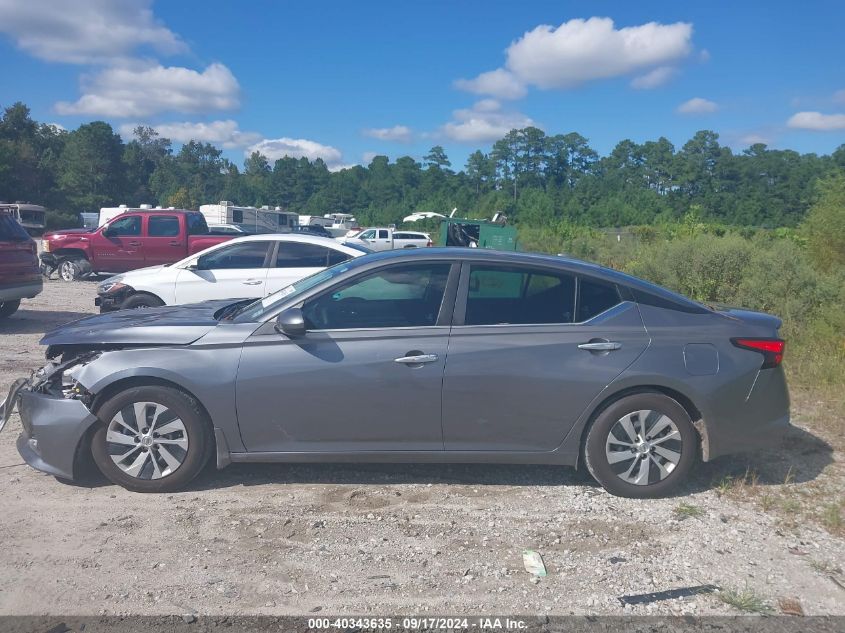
242, 279, 263, 285
578, 341, 622, 351
128, 241, 141, 247
169, 241, 182, 246
394, 354, 438, 364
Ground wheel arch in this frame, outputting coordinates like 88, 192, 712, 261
574, 383, 706, 467
52, 248, 90, 261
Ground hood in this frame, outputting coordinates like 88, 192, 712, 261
40, 300, 240, 347
44, 228, 95, 237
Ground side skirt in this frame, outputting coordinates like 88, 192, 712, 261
227, 449, 578, 466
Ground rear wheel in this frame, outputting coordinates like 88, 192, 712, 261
0, 299, 21, 318
120, 293, 165, 310
90, 386, 212, 492
584, 393, 697, 498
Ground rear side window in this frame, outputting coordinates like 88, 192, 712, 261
186, 213, 208, 235
276, 242, 330, 268
198, 241, 270, 269
108, 215, 141, 236
577, 278, 621, 321
148, 215, 179, 237
0, 214, 30, 241
465, 266, 575, 325
327, 249, 352, 266
378, 229, 389, 239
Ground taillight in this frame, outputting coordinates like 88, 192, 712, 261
731, 338, 785, 369
426, 240, 433, 247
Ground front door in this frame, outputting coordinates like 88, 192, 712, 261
235, 261, 455, 452
442, 264, 649, 452
94, 214, 144, 272
173, 240, 272, 303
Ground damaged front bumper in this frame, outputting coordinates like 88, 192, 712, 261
0, 358, 100, 481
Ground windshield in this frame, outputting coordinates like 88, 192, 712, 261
233, 256, 371, 322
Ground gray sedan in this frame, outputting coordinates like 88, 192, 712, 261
0, 248, 790, 497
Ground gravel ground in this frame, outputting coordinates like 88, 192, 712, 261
0, 280, 843, 617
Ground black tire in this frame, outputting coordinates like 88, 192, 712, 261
120, 293, 165, 310
584, 392, 697, 498
0, 299, 21, 319
58, 257, 87, 282
90, 386, 212, 492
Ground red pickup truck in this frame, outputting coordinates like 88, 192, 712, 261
41, 210, 235, 281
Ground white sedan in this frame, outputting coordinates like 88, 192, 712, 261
95, 234, 370, 311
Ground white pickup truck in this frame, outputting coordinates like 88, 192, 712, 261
345, 227, 432, 251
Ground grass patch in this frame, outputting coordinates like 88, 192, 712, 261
781, 497, 802, 513
718, 586, 773, 614
673, 503, 705, 520
820, 502, 843, 532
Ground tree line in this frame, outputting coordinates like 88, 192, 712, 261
1, 101, 843, 229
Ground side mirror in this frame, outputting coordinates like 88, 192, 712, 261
274, 307, 306, 337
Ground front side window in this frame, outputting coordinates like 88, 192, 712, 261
465, 265, 575, 325
275, 242, 329, 268
358, 229, 376, 240
302, 263, 451, 330
107, 215, 141, 237
198, 241, 270, 270
148, 215, 179, 237
577, 278, 621, 321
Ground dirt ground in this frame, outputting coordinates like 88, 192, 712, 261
0, 280, 843, 617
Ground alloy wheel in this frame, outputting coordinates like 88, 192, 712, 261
605, 409, 682, 486
59, 260, 76, 282
106, 401, 189, 480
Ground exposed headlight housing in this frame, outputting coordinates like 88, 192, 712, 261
98, 278, 125, 294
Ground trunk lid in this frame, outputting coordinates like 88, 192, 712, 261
712, 304, 782, 337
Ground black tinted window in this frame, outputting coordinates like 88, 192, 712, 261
577, 278, 621, 321
0, 214, 30, 241
327, 249, 352, 266
199, 241, 270, 269
148, 215, 179, 237
232, 209, 243, 223
186, 213, 208, 235
276, 243, 328, 268
465, 266, 575, 325
108, 215, 141, 236
303, 263, 450, 330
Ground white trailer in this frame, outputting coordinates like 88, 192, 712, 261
98, 204, 156, 226
199, 201, 299, 233
0, 202, 47, 235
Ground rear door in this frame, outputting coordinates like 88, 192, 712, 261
441, 263, 649, 452
174, 240, 272, 304
264, 241, 345, 296
93, 214, 144, 271
143, 215, 185, 265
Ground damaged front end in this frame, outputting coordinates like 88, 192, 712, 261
1, 347, 107, 480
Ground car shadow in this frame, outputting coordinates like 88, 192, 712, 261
677, 424, 834, 496
0, 309, 92, 335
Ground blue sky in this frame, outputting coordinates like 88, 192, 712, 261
1, 0, 844, 171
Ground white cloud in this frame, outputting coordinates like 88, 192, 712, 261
787, 111, 845, 131
55, 63, 240, 117
677, 97, 718, 115
454, 68, 526, 100
362, 151, 379, 164
458, 17, 693, 98
630, 66, 677, 89
441, 100, 536, 143
362, 125, 413, 143
247, 137, 344, 167
120, 120, 260, 149
0, 0, 185, 64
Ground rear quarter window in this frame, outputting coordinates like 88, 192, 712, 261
577, 278, 621, 321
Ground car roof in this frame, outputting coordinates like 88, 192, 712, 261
226, 233, 344, 246
353, 248, 708, 313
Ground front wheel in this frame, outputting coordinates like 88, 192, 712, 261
584, 393, 697, 498
120, 293, 165, 310
58, 257, 90, 282
90, 386, 212, 492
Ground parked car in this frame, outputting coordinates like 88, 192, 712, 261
207, 223, 274, 235
1, 248, 789, 497
95, 234, 370, 311
345, 227, 432, 251
40, 210, 235, 281
0, 210, 42, 318
293, 224, 335, 239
